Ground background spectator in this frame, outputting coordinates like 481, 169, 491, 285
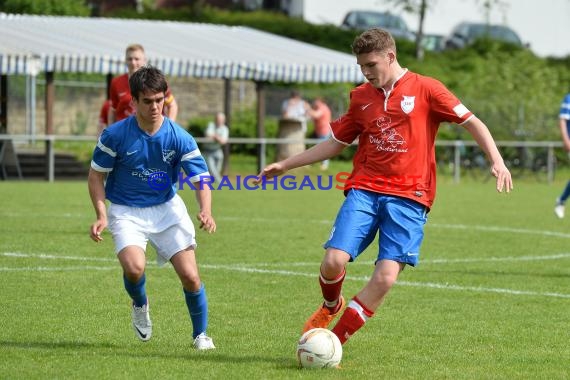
202, 112, 229, 183
308, 97, 332, 169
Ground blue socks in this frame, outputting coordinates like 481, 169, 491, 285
123, 273, 148, 307
559, 180, 570, 203
184, 283, 208, 339
124, 274, 208, 338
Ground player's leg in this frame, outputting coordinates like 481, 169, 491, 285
118, 246, 148, 306
117, 247, 152, 342
320, 248, 350, 312
331, 259, 403, 343
170, 249, 215, 349
554, 179, 570, 218
303, 189, 380, 333
152, 195, 215, 349
331, 195, 427, 344
302, 248, 350, 333
108, 203, 152, 342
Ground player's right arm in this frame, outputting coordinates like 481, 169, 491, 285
255, 138, 345, 183
88, 168, 108, 242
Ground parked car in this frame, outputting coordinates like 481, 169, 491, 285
444, 22, 525, 50
341, 10, 415, 42
421, 33, 445, 52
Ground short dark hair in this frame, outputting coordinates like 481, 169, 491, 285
129, 65, 168, 101
351, 28, 397, 55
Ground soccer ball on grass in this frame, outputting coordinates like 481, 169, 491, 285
296, 328, 342, 369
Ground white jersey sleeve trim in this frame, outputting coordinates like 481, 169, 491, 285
181, 149, 202, 161
90, 161, 113, 172
188, 172, 212, 183
459, 114, 475, 125
97, 139, 117, 157
330, 130, 353, 146
453, 103, 470, 118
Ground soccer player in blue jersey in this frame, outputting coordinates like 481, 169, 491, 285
554, 92, 570, 218
88, 66, 216, 349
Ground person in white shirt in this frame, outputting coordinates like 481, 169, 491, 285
281, 90, 310, 133
202, 112, 229, 183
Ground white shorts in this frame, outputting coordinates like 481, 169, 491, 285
108, 194, 196, 266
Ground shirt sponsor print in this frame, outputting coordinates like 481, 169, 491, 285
369, 116, 408, 153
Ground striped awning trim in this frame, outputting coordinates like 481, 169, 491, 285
0, 13, 365, 84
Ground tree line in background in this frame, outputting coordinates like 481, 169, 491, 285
2, 0, 569, 143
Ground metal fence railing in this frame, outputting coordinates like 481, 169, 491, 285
0, 134, 563, 183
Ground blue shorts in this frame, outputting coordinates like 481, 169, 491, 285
324, 189, 428, 266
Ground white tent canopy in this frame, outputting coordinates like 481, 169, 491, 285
0, 13, 364, 83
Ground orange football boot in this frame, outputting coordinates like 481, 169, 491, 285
302, 296, 345, 333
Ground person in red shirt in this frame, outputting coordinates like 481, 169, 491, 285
307, 97, 332, 169
108, 44, 178, 124
97, 98, 112, 136
256, 28, 512, 346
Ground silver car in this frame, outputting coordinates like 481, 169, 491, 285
341, 10, 415, 42
444, 22, 525, 49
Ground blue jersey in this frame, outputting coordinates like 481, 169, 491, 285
91, 116, 210, 207
561, 93, 570, 135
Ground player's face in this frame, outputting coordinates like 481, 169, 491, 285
125, 49, 146, 75
133, 90, 165, 124
356, 51, 394, 89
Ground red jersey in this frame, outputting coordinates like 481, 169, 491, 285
331, 70, 473, 208
110, 73, 174, 121
98, 99, 111, 126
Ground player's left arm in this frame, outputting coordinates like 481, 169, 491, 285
180, 134, 216, 233
194, 185, 216, 233
463, 116, 513, 193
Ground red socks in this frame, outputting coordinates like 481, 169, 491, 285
319, 269, 345, 313
332, 297, 374, 344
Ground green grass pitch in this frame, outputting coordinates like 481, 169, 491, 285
0, 174, 568, 379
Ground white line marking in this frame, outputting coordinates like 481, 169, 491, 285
3, 211, 570, 239
3, 253, 567, 299
2, 252, 116, 262
429, 223, 570, 239
423, 253, 570, 264
0, 212, 88, 218
0, 266, 116, 272
217, 216, 332, 224
201, 264, 570, 299
226, 253, 570, 266
218, 216, 570, 239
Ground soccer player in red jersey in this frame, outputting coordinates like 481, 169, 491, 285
256, 28, 513, 345
108, 44, 178, 124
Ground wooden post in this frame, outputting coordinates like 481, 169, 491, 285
255, 81, 266, 173
106, 72, 113, 99
276, 118, 305, 161
222, 78, 231, 176
45, 71, 55, 181
0, 75, 7, 134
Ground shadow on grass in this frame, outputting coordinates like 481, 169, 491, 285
0, 339, 299, 368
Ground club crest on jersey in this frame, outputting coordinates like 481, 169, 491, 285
401, 96, 415, 114
162, 149, 176, 164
